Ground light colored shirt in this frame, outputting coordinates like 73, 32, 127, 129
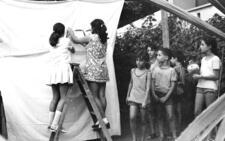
152, 66, 177, 94
197, 55, 221, 90
49, 37, 72, 67
128, 68, 149, 104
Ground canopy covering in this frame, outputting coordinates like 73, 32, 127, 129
0, 0, 124, 140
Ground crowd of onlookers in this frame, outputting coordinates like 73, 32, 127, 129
125, 34, 221, 141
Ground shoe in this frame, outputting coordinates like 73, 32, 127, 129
92, 120, 110, 131
49, 125, 58, 132
49, 125, 68, 133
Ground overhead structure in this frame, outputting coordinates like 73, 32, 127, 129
209, 0, 225, 14
145, 0, 225, 40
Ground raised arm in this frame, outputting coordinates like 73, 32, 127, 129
67, 27, 90, 44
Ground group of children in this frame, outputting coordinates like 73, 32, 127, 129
126, 35, 221, 141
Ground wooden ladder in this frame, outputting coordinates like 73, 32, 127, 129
49, 63, 112, 141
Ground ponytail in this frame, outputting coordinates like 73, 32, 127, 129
49, 23, 65, 47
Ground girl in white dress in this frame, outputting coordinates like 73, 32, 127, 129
47, 23, 75, 132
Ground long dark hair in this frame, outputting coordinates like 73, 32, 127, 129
202, 35, 218, 56
91, 19, 108, 44
49, 23, 65, 47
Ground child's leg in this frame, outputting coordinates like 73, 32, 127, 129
156, 103, 164, 139
129, 104, 138, 141
49, 85, 60, 126
99, 82, 107, 113
88, 81, 105, 118
176, 101, 182, 132
140, 108, 147, 141
194, 91, 204, 117
148, 109, 157, 137
98, 82, 110, 126
205, 91, 217, 139
165, 104, 177, 139
51, 83, 69, 128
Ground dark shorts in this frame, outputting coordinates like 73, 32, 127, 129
196, 88, 217, 95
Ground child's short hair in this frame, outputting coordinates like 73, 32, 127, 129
136, 50, 149, 62
159, 47, 172, 60
171, 50, 184, 63
202, 34, 218, 55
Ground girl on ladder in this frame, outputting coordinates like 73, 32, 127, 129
67, 19, 110, 129
47, 22, 75, 132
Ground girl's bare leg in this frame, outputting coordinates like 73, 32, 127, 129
194, 93, 204, 117
99, 82, 106, 112
205, 91, 217, 140
129, 105, 138, 141
51, 83, 69, 129
49, 85, 60, 127
140, 108, 147, 141
165, 104, 177, 139
88, 82, 105, 117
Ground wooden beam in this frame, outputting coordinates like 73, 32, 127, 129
161, 7, 170, 48
145, 0, 225, 40
209, 0, 225, 14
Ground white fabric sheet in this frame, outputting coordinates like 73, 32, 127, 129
0, 0, 124, 140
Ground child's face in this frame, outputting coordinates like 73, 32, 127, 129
157, 50, 168, 63
147, 47, 155, 58
170, 57, 176, 65
200, 40, 210, 53
136, 58, 145, 69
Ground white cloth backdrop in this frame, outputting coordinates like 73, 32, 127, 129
0, 0, 124, 140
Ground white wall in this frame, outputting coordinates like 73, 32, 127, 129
188, 4, 224, 21
173, 0, 196, 10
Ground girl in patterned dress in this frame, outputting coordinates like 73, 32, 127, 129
126, 52, 151, 141
47, 23, 75, 132
67, 19, 110, 129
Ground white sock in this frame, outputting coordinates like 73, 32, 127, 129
48, 112, 55, 126
103, 117, 109, 123
51, 111, 61, 127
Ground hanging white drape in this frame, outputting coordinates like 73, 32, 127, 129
0, 0, 124, 140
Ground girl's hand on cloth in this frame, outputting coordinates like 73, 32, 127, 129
67, 27, 74, 37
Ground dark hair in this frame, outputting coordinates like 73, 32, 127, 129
159, 47, 172, 60
202, 35, 218, 56
136, 50, 149, 62
49, 23, 65, 47
147, 46, 158, 51
171, 50, 184, 64
91, 19, 108, 44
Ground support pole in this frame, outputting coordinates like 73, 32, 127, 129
161, 6, 170, 48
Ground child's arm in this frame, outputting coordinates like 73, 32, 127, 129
151, 78, 159, 101
160, 69, 177, 103
193, 69, 220, 81
67, 28, 90, 45
142, 71, 151, 108
160, 81, 176, 103
126, 69, 133, 104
